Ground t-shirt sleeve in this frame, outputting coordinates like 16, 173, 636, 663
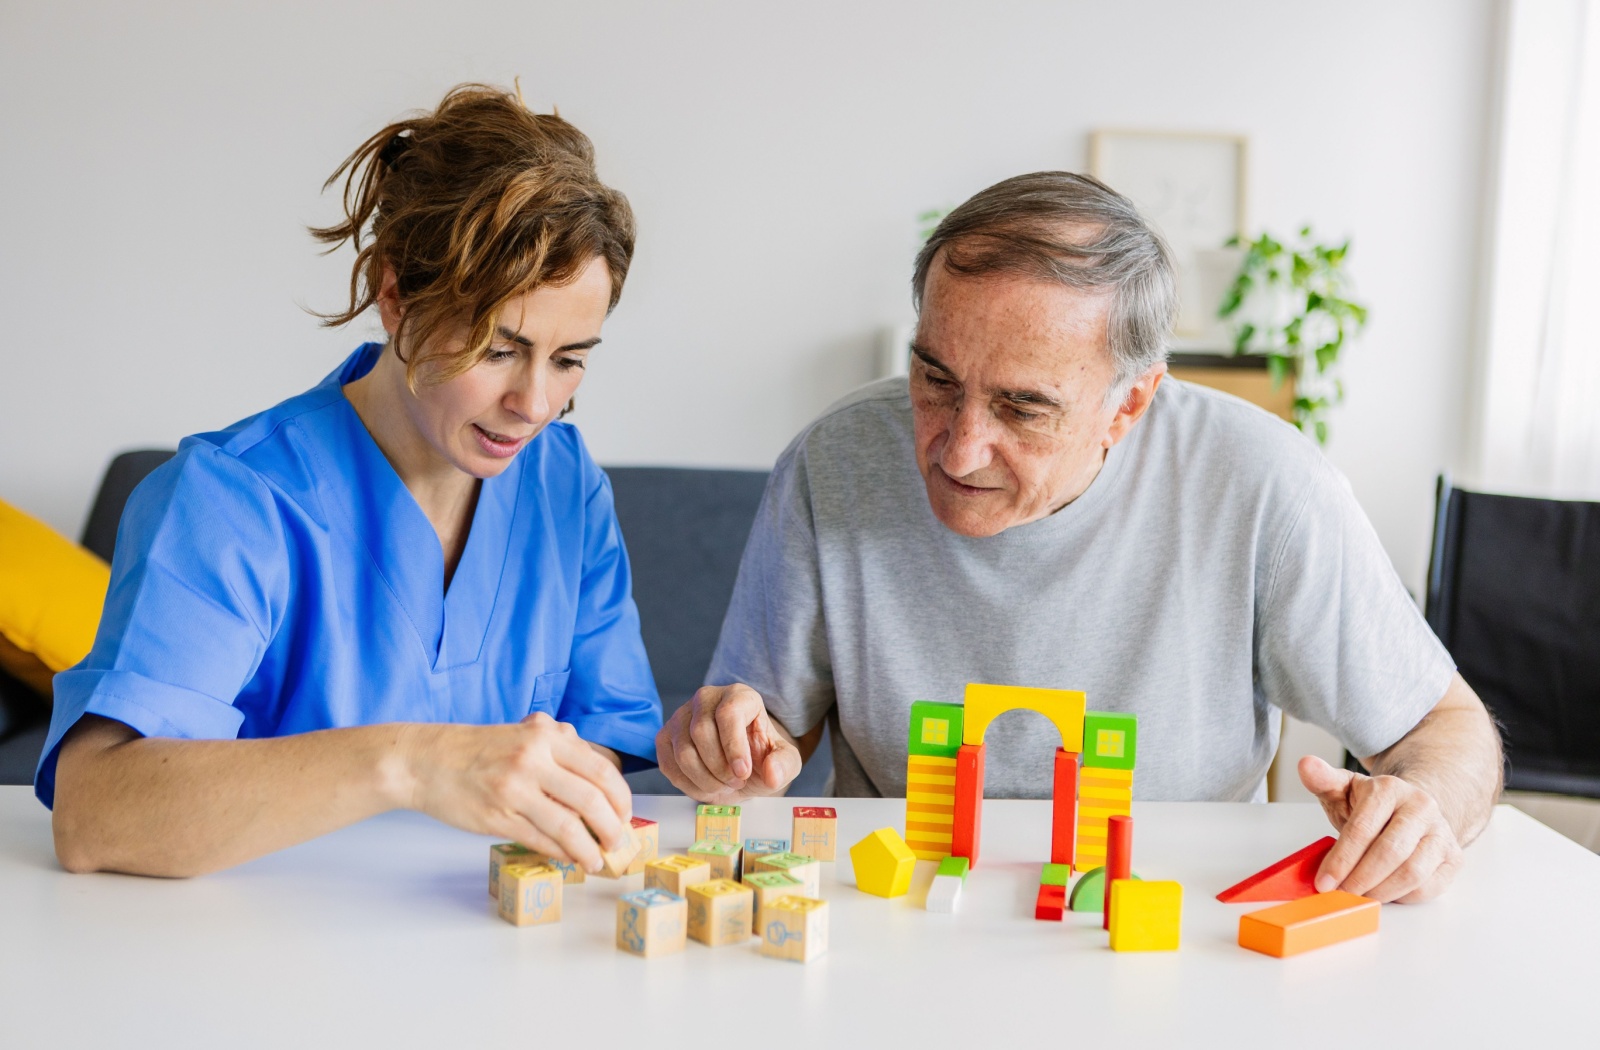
705, 445, 835, 739
555, 458, 663, 772
1256, 458, 1456, 759
35, 444, 289, 808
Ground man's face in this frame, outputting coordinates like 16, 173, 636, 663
910, 259, 1158, 538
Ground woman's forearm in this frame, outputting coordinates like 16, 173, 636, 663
52, 715, 414, 877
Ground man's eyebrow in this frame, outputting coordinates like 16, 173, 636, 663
911, 344, 1063, 410
495, 325, 602, 353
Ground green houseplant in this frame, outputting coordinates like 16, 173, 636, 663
1217, 227, 1369, 444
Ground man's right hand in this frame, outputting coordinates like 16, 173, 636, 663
399, 713, 633, 874
656, 684, 803, 804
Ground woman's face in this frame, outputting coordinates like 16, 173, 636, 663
382, 256, 614, 480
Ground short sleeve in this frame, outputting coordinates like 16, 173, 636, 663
34, 443, 289, 807
705, 445, 835, 738
1256, 459, 1456, 759
555, 457, 663, 772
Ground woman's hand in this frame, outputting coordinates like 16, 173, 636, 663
656, 684, 803, 804
399, 712, 633, 873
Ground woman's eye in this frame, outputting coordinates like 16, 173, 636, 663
555, 356, 586, 371
487, 347, 518, 362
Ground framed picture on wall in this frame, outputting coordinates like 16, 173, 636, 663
1089, 130, 1248, 348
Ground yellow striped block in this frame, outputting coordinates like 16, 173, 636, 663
1075, 764, 1131, 869
905, 755, 957, 860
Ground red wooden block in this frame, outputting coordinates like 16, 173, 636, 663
1050, 749, 1079, 868
1216, 836, 1337, 903
1103, 814, 1132, 930
952, 743, 986, 869
1035, 883, 1067, 921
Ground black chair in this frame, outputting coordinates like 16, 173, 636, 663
1416, 474, 1600, 797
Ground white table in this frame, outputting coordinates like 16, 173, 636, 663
1, 789, 1596, 1048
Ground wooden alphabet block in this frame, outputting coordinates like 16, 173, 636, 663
644, 854, 712, 897
742, 838, 790, 877
791, 806, 839, 861
489, 842, 540, 899
688, 839, 742, 881
497, 863, 563, 927
759, 897, 829, 962
595, 824, 642, 879
746, 850, 821, 898
686, 878, 754, 947
743, 870, 805, 932
624, 816, 660, 875
695, 804, 742, 846
616, 888, 688, 958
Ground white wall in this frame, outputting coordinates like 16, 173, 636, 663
1, 0, 1493, 600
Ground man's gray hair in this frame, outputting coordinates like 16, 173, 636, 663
912, 172, 1178, 398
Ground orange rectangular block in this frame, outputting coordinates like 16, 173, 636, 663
1238, 890, 1380, 958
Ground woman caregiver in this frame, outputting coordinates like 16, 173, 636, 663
38, 84, 662, 877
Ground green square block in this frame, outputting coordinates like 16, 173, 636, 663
1083, 711, 1138, 770
1040, 863, 1071, 887
908, 700, 965, 757
936, 855, 970, 881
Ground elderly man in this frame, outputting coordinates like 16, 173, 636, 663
658, 172, 1501, 903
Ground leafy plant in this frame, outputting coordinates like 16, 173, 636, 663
1217, 226, 1369, 445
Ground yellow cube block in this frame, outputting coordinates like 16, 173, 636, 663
497, 863, 563, 927
1109, 879, 1183, 952
686, 878, 754, 947
616, 888, 688, 957
849, 828, 915, 898
645, 854, 712, 897
759, 897, 829, 962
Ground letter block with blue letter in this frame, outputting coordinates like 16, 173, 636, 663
760, 896, 829, 962
615, 889, 688, 958
497, 863, 563, 927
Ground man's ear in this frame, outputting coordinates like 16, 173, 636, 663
1102, 363, 1166, 448
375, 265, 404, 336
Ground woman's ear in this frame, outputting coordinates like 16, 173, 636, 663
375, 265, 404, 336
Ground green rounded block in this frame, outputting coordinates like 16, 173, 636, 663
1067, 865, 1143, 912
1083, 711, 1138, 770
908, 700, 965, 758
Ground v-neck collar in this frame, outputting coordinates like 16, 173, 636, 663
305, 344, 522, 672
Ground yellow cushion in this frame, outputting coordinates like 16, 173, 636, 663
0, 499, 110, 696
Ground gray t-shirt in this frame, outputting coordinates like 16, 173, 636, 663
707, 376, 1454, 802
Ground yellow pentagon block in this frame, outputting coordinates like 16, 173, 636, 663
1109, 879, 1183, 951
962, 683, 1086, 750
850, 827, 916, 897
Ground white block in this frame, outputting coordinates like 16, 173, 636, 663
925, 874, 963, 913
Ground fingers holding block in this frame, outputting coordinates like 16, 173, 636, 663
623, 817, 660, 876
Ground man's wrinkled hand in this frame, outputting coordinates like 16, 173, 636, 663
1297, 754, 1464, 903
656, 684, 803, 804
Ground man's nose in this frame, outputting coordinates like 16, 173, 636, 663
938, 399, 995, 478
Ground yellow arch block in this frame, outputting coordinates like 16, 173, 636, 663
962, 683, 1086, 751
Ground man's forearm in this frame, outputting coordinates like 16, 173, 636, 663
1361, 674, 1503, 847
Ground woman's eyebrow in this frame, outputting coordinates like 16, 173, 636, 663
494, 326, 602, 353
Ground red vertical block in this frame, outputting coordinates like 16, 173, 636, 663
1103, 814, 1133, 930
1050, 749, 1079, 867
952, 743, 985, 869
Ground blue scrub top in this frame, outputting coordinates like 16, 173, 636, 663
36, 343, 662, 807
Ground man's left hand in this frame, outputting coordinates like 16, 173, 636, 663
1297, 754, 1465, 904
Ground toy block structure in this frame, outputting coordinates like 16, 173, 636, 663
616, 888, 688, 957
760, 896, 829, 962
689, 840, 742, 881
850, 827, 915, 898
743, 838, 790, 877
497, 863, 563, 927
1083, 710, 1137, 770
695, 804, 742, 846
743, 870, 805, 932
1103, 814, 1133, 930
963, 683, 1086, 749
1237, 890, 1379, 958
791, 807, 838, 861
624, 816, 660, 876
595, 824, 642, 879
489, 842, 541, 899
1109, 879, 1182, 951
1051, 748, 1080, 868
1075, 766, 1133, 871
1068, 865, 1142, 912
645, 854, 712, 897
905, 701, 963, 860
927, 854, 969, 913
747, 851, 821, 897
1216, 836, 1337, 903
1040, 863, 1071, 887
686, 878, 754, 947
952, 743, 985, 867
1035, 883, 1067, 921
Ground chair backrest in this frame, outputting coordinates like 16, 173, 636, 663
80, 449, 176, 562
1425, 475, 1600, 796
